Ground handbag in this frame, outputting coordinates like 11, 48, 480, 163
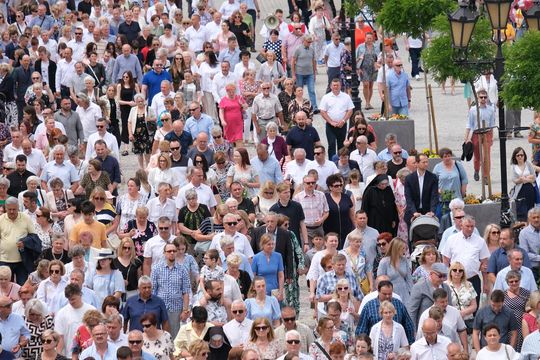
323, 17, 332, 41
450, 286, 474, 334
314, 341, 332, 360
256, 53, 267, 64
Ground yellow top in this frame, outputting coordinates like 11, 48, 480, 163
69, 221, 107, 249
0, 213, 34, 262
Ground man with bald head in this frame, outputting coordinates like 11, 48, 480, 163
0, 295, 30, 356
165, 120, 192, 155
112, 44, 143, 84
127, 330, 156, 360
187, 133, 215, 166
411, 318, 451, 359
447, 343, 464, 360
286, 111, 321, 160
223, 300, 252, 346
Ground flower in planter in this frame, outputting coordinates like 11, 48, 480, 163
464, 194, 481, 205
421, 148, 441, 159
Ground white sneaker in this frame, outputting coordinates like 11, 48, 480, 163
415, 75, 420, 80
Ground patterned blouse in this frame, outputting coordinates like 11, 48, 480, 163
446, 281, 477, 320
262, 39, 283, 63
287, 97, 313, 123
244, 339, 283, 360
143, 331, 174, 360
22, 315, 54, 359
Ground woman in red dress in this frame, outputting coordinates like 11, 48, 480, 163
219, 83, 246, 147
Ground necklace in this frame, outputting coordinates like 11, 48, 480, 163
51, 251, 63, 261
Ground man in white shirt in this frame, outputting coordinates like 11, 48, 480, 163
85, 118, 120, 160
75, 93, 102, 143
209, 214, 254, 259
176, 167, 217, 213
107, 314, 128, 347
151, 80, 176, 118
54, 284, 96, 357
223, 300, 252, 346
218, 0, 239, 20
142, 217, 175, 275
3, 130, 23, 163
410, 318, 451, 360
67, 28, 86, 61
39, 32, 58, 62
350, 135, 378, 180
147, 183, 177, 225
184, 13, 208, 53
323, 33, 345, 92
284, 148, 312, 186
319, 78, 354, 160
211, 61, 237, 104
205, 11, 223, 41
304, 144, 339, 190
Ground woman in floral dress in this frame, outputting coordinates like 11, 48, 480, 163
503, 269, 530, 351
309, 4, 332, 62
393, 168, 410, 241
209, 150, 232, 202
340, 38, 353, 93
357, 32, 380, 110
239, 69, 261, 143
128, 94, 156, 169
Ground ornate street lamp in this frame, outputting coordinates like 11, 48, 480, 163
525, 0, 540, 31
344, 0, 363, 111
484, 0, 513, 30
448, 1, 479, 49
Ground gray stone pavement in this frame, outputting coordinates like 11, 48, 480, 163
116, 0, 534, 326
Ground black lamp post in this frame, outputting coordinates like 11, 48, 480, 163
342, 0, 362, 111
448, 0, 513, 227
524, 0, 540, 31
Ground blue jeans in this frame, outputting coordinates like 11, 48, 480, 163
325, 123, 347, 160
392, 105, 409, 116
295, 74, 318, 110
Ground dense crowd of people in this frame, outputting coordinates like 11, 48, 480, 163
0, 0, 538, 359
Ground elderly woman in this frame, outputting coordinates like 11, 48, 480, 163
503, 269, 530, 351
18, 175, 47, 210
64, 245, 90, 278
446, 261, 477, 334
0, 177, 10, 206
91, 187, 118, 235
36, 260, 68, 311
209, 127, 233, 160
219, 82, 246, 147
178, 189, 211, 245
22, 298, 54, 359
118, 206, 157, 260
128, 93, 157, 169
260, 121, 287, 162
225, 252, 252, 299
252, 182, 278, 226
76, 159, 112, 198
41, 234, 71, 264
244, 317, 283, 359
45, 178, 74, 225
116, 178, 147, 231
148, 153, 179, 195
340, 232, 371, 295
86, 249, 125, 305
141, 312, 174, 360
394, 167, 411, 241
256, 51, 284, 93
251, 234, 284, 300
369, 301, 409, 360
0, 266, 21, 301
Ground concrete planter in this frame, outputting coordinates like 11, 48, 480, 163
463, 201, 516, 233
370, 119, 415, 153
428, 158, 442, 172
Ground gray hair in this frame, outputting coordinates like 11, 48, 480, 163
449, 198, 465, 211
266, 121, 279, 132
133, 93, 145, 102
506, 269, 521, 282
68, 244, 86, 258
67, 144, 79, 157
462, 215, 475, 224
220, 234, 234, 247
5, 197, 18, 206
210, 126, 222, 137
25, 299, 46, 318
396, 168, 411, 180
107, 313, 123, 326
303, 34, 313, 42
84, 75, 95, 86
223, 213, 237, 223
293, 148, 306, 158
185, 189, 198, 200
0, 177, 10, 188
285, 329, 301, 340
385, 133, 397, 142
356, 135, 368, 144
138, 275, 152, 287
51, 144, 66, 156
26, 175, 40, 186
528, 207, 540, 218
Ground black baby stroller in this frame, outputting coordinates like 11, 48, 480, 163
409, 215, 440, 269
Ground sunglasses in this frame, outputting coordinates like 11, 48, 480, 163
226, 222, 238, 226
516, 154, 524, 157
395, 64, 403, 67
304, 181, 315, 185
314, 152, 323, 155
282, 317, 295, 322
393, 151, 402, 155
232, 309, 244, 314
491, 230, 501, 234
337, 287, 349, 291
479, 96, 487, 99
96, 125, 105, 128
123, 246, 132, 250
142, 323, 152, 328
94, 197, 105, 201
43, 339, 54, 344
170, 147, 180, 150
214, 135, 222, 139
454, 215, 464, 219
286, 339, 301, 344
451, 269, 464, 273
377, 242, 388, 247
129, 340, 142, 344
331, 184, 343, 188
159, 227, 170, 230
50, 269, 61, 274
255, 326, 268, 331
261, 87, 271, 90
32, 77, 40, 80
189, 108, 198, 111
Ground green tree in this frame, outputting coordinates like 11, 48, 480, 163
501, 31, 540, 111
423, 15, 495, 84
377, 0, 454, 38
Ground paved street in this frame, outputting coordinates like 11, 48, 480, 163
116, 0, 535, 325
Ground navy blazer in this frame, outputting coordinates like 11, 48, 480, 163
404, 170, 439, 225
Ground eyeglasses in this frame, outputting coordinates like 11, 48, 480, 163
43, 339, 54, 344
159, 227, 170, 230
286, 339, 301, 344
491, 230, 501, 234
453, 215, 464, 219
195, 160, 204, 164
129, 340, 143, 344
232, 309, 244, 314
255, 326, 268, 331
165, 249, 177, 253
337, 287, 349, 291
516, 154, 525, 157
395, 64, 403, 67
304, 181, 315, 185
393, 151, 402, 155
141, 323, 152, 328
189, 108, 198, 111
170, 147, 180, 151
75, 32, 83, 35
331, 184, 343, 188
314, 152, 323, 156
123, 247, 132, 250
377, 242, 388, 247
507, 279, 520, 284
479, 96, 487, 99
451, 269, 464, 273
96, 125, 105, 128
433, 272, 447, 279
50, 269, 61, 274
32, 77, 40, 80
261, 87, 271, 90
162, 118, 170, 121
225, 222, 238, 226
282, 317, 295, 322
94, 197, 105, 201
214, 135, 222, 139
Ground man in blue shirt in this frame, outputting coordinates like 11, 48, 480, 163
250, 143, 283, 184
142, 59, 173, 105
488, 227, 531, 284
184, 103, 214, 140
80, 324, 117, 360
122, 276, 170, 333
127, 331, 157, 360
0, 296, 30, 357
386, 59, 411, 116
29, 5, 55, 33
165, 120, 193, 156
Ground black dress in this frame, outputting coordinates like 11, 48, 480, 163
109, 97, 121, 146
230, 22, 251, 50
361, 181, 399, 236
133, 113, 152, 154
323, 192, 354, 249
113, 257, 142, 292
120, 85, 135, 144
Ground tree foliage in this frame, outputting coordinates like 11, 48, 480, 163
377, 0, 454, 38
362, 0, 384, 14
423, 15, 495, 84
501, 31, 540, 111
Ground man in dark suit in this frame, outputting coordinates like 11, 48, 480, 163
250, 212, 294, 281
34, 47, 57, 98
404, 152, 439, 226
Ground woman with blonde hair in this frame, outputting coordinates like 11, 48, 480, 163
219, 82, 246, 147
128, 93, 157, 168
90, 187, 118, 234
148, 153, 179, 195
369, 300, 409, 360
243, 317, 282, 359
340, 231, 371, 295
22, 298, 54, 359
330, 278, 359, 327
113, 237, 142, 299
377, 238, 413, 304
252, 181, 278, 226
187, 339, 210, 360
483, 223, 501, 254
147, 140, 171, 170
445, 261, 477, 333
522, 290, 540, 337
0, 266, 20, 301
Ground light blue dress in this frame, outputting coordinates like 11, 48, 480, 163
85, 269, 126, 306
245, 296, 281, 323
251, 251, 284, 295
433, 161, 468, 200
376, 257, 413, 305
